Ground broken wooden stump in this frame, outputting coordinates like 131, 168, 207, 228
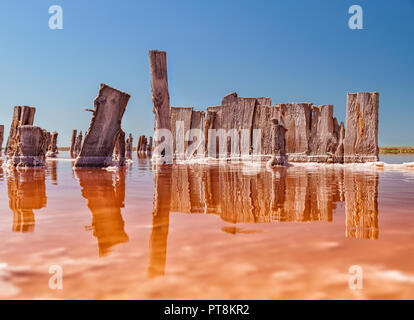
170, 107, 205, 159
70, 129, 77, 158
5, 106, 36, 157
149, 50, 172, 164
7, 125, 49, 168
0, 125, 4, 156
116, 129, 126, 167
74, 83, 131, 168
308, 105, 339, 163
334, 121, 345, 163
126, 133, 133, 159
279, 103, 312, 162
74, 131, 83, 158
266, 118, 288, 168
344, 92, 379, 163
46, 131, 59, 158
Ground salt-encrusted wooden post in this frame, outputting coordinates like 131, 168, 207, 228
46, 131, 59, 158
8, 125, 49, 168
344, 92, 379, 163
70, 129, 77, 158
266, 118, 288, 168
5, 106, 36, 156
74, 131, 83, 157
0, 125, 4, 156
147, 136, 153, 154
117, 129, 126, 167
74, 83, 130, 168
149, 50, 172, 163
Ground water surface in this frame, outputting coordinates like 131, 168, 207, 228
0, 153, 413, 299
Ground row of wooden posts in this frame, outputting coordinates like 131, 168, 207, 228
0, 50, 379, 168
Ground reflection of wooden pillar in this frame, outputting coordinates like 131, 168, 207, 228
345, 171, 379, 239
283, 168, 311, 222
76, 169, 129, 256
5, 106, 36, 157
8, 170, 47, 232
48, 160, 58, 185
148, 165, 171, 278
270, 168, 287, 221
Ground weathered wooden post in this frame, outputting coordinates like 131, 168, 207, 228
266, 118, 288, 168
5, 106, 36, 156
74, 83, 130, 168
344, 92, 379, 163
147, 136, 153, 154
46, 131, 59, 158
149, 50, 172, 164
126, 133, 133, 159
0, 125, 4, 156
309, 105, 339, 163
74, 131, 83, 157
8, 125, 49, 168
70, 129, 77, 158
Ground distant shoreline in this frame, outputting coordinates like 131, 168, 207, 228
52, 147, 414, 154
379, 147, 414, 154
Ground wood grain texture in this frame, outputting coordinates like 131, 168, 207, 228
74, 83, 130, 167
0, 125, 4, 156
5, 106, 36, 157
344, 92, 379, 163
70, 129, 77, 158
149, 50, 171, 152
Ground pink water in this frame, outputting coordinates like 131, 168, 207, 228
0, 153, 413, 299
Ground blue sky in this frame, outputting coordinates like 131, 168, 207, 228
0, 0, 413, 146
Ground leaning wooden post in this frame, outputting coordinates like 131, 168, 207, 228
74, 83, 130, 168
117, 129, 126, 167
70, 129, 77, 158
149, 50, 172, 164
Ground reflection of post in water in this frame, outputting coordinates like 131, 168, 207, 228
148, 164, 171, 278
167, 164, 379, 239
169, 165, 344, 224
345, 171, 379, 240
7, 169, 47, 232
75, 169, 129, 256
47, 160, 58, 185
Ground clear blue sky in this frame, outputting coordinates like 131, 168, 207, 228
0, 0, 413, 146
